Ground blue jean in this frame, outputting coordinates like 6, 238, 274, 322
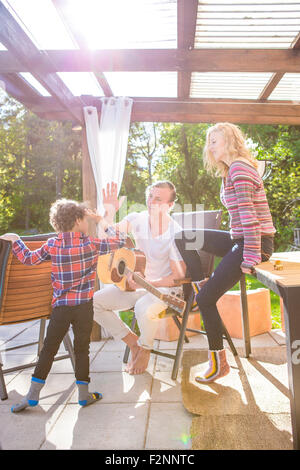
175, 230, 274, 350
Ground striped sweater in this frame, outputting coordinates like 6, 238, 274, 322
220, 160, 276, 269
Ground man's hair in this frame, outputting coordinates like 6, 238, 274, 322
49, 199, 88, 232
145, 180, 177, 203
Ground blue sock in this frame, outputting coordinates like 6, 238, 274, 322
76, 380, 102, 407
11, 377, 45, 413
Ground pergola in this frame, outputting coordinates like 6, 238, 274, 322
1, 1, 300, 449
0, 0, 300, 126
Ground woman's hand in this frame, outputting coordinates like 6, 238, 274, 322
102, 182, 126, 223
240, 265, 253, 274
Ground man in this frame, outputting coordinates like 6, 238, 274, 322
93, 181, 186, 375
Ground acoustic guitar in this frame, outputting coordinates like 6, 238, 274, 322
97, 247, 186, 316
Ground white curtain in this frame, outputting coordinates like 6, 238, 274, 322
83, 96, 133, 223
84, 97, 133, 338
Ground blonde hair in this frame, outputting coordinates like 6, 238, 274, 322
203, 122, 258, 177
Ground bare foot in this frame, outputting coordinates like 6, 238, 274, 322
129, 348, 150, 375
122, 331, 141, 373
124, 343, 141, 373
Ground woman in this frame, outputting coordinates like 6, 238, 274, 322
175, 122, 276, 383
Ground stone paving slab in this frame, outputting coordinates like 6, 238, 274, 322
0, 319, 287, 451
145, 403, 193, 450
41, 402, 150, 450
68, 371, 153, 404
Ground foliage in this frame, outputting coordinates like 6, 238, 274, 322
241, 124, 300, 250
119, 122, 159, 214
0, 95, 82, 234
155, 123, 220, 212
1, 93, 299, 253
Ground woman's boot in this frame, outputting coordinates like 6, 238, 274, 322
195, 349, 230, 383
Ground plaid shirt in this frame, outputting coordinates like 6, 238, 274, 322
12, 228, 126, 308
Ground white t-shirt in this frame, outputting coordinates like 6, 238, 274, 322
123, 211, 183, 281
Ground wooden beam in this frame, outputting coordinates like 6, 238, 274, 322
259, 73, 285, 101
177, 0, 198, 98
291, 32, 300, 49
259, 31, 300, 100
1, 49, 300, 74
0, 2, 83, 124
0, 72, 43, 104
81, 127, 102, 341
32, 98, 300, 125
52, 0, 113, 97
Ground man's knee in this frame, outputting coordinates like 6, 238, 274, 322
93, 289, 110, 312
134, 301, 162, 322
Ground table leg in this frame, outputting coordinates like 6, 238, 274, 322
240, 275, 251, 357
280, 285, 300, 450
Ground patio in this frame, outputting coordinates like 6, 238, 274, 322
0, 0, 299, 452
0, 320, 290, 450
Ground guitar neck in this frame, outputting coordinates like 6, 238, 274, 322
124, 267, 185, 315
124, 267, 163, 299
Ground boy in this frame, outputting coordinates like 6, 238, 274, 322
0, 197, 126, 412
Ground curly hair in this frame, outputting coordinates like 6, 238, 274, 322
203, 122, 258, 177
49, 199, 88, 232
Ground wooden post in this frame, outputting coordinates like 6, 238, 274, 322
81, 125, 102, 341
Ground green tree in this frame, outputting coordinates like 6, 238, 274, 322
121, 122, 161, 212
241, 124, 300, 250
0, 95, 82, 234
154, 123, 221, 217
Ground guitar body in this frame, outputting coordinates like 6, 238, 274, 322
97, 247, 186, 315
97, 247, 146, 291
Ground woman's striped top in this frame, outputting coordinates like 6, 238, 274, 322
220, 160, 276, 269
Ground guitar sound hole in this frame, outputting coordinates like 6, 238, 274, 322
118, 260, 126, 276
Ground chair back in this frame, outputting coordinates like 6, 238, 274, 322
172, 210, 222, 278
0, 233, 56, 325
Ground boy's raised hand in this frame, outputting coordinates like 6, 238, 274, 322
102, 182, 126, 223
0, 233, 20, 243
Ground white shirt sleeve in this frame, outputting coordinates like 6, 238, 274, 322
123, 211, 138, 224
169, 240, 183, 262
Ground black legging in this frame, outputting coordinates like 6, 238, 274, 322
175, 230, 273, 350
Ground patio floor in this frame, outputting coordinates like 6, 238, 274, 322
0, 320, 287, 450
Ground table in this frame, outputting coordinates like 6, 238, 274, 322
254, 251, 300, 450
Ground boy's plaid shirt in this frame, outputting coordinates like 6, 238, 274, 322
12, 228, 126, 308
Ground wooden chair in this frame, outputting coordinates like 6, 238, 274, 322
123, 210, 251, 380
0, 234, 75, 401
